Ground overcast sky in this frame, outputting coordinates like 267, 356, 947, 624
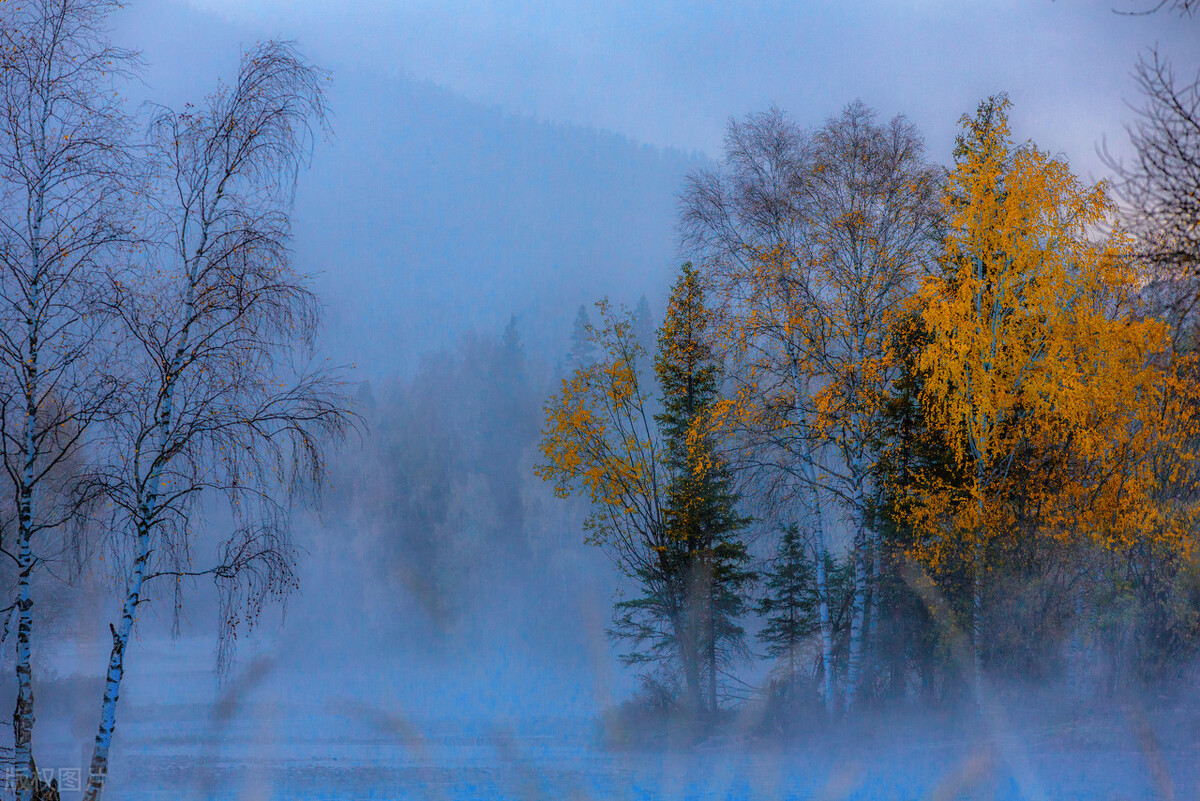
169, 0, 1197, 177
107, 1, 1200, 373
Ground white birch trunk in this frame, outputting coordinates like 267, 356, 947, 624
790, 353, 836, 717
83, 249, 199, 801
843, 384, 872, 712
14, 159, 46, 801
843, 526, 868, 713
812, 506, 836, 717
843, 327, 874, 714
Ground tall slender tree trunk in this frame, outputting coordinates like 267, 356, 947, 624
84, 260, 193, 801
14, 232, 43, 801
972, 472, 986, 705
694, 553, 715, 717
83, 393, 178, 801
82, 515, 152, 801
844, 527, 868, 713
844, 446, 872, 714
13, 503, 34, 801
671, 560, 704, 718
791, 355, 836, 717
683, 555, 713, 719
678, 611, 703, 716
808, 480, 835, 718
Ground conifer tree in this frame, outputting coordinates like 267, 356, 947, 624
603, 266, 752, 716
654, 263, 753, 714
567, 304, 597, 370
632, 294, 656, 359
757, 525, 820, 685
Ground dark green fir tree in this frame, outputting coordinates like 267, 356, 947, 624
757, 524, 822, 685
612, 263, 753, 717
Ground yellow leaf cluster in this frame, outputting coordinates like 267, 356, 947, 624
906, 97, 1199, 569
535, 301, 663, 546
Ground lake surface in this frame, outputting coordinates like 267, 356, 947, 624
25, 638, 1200, 800
60, 703, 1200, 800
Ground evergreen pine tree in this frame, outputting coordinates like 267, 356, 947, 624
566, 304, 597, 370
757, 525, 821, 685
654, 263, 753, 715
608, 266, 753, 717
631, 294, 656, 359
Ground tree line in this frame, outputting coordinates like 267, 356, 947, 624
539, 80, 1200, 726
0, 2, 352, 799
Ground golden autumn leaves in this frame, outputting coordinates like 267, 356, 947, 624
536, 300, 659, 542
908, 96, 1198, 574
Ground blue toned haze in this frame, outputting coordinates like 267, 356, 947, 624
6, 2, 1199, 800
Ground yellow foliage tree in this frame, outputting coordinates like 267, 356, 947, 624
537, 300, 665, 551
537, 299, 697, 696
908, 95, 1179, 686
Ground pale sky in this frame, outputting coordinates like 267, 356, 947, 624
111, 1, 1200, 372
172, 0, 1198, 177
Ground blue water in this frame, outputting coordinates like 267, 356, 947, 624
75, 706, 1198, 800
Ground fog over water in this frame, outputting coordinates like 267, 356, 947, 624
6, 1, 1200, 799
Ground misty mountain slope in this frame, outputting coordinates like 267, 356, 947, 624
291, 67, 705, 376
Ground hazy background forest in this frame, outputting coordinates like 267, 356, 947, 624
0, 1, 1199, 800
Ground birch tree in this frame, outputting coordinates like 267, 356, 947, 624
680, 102, 939, 713
1105, 50, 1200, 347
0, 2, 134, 796
908, 95, 1171, 693
803, 102, 939, 710
680, 108, 839, 714
537, 302, 686, 698
79, 42, 352, 801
